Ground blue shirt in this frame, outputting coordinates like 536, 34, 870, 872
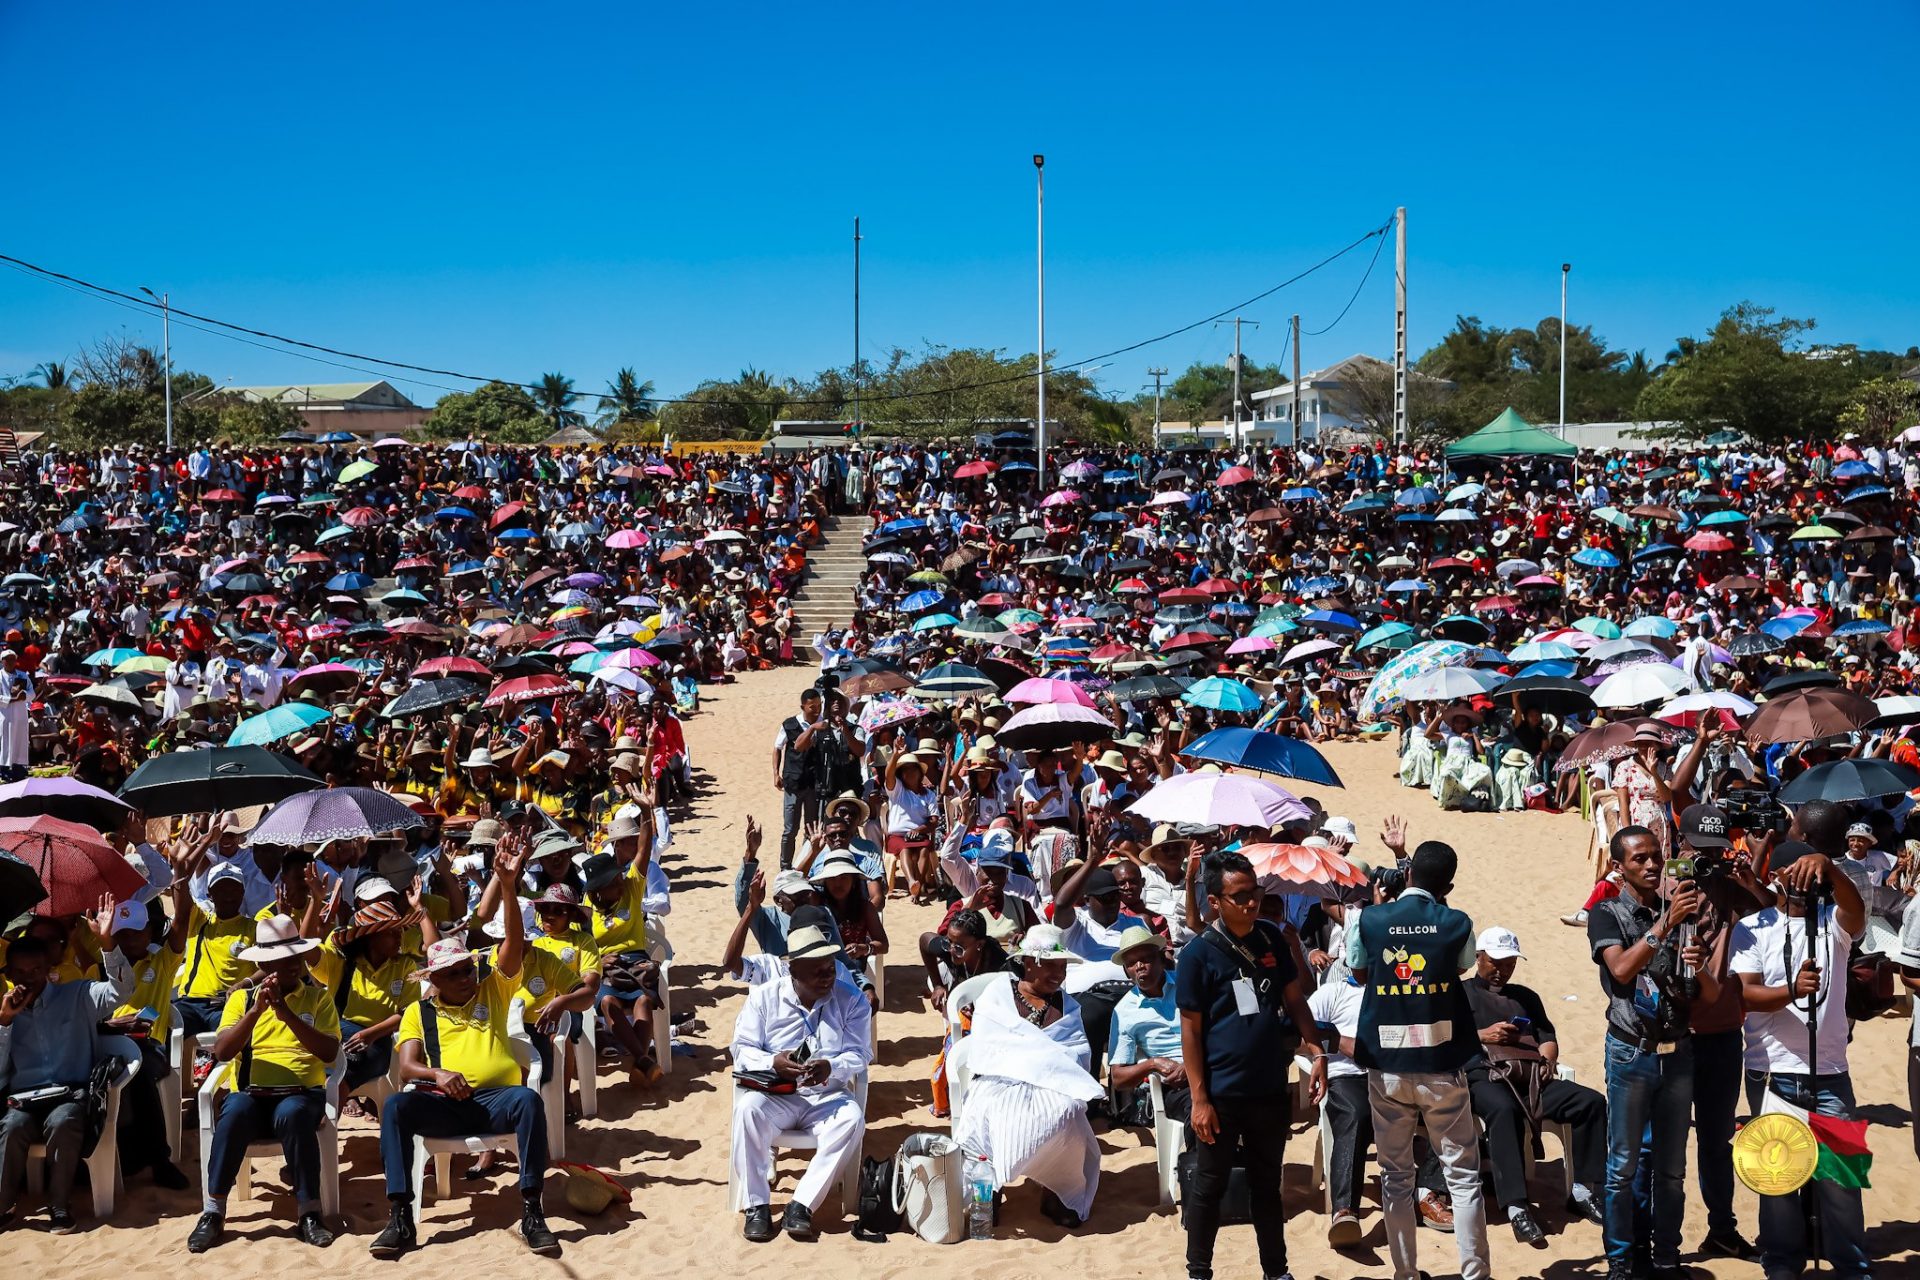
1108, 979, 1183, 1066
0, 959, 133, 1092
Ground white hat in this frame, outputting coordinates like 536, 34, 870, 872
784, 925, 842, 962
1846, 822, 1875, 840
808, 851, 866, 883
1476, 927, 1525, 961
463, 747, 495, 769
1013, 922, 1084, 964
411, 937, 481, 978
238, 913, 320, 963
353, 875, 397, 904
207, 862, 246, 888
1322, 816, 1358, 842
772, 869, 815, 899
110, 900, 149, 934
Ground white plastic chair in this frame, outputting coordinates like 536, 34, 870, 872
1147, 1073, 1184, 1206
163, 1027, 196, 1164
943, 971, 998, 1040
194, 1051, 343, 1218
652, 956, 673, 1077
726, 1070, 869, 1213
865, 952, 887, 1009
24, 1035, 140, 1219
572, 1010, 600, 1119
411, 1000, 543, 1200
946, 1035, 974, 1130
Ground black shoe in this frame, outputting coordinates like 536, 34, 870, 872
1648, 1267, 1691, 1280
187, 1212, 224, 1253
150, 1160, 191, 1191
520, 1201, 561, 1257
298, 1212, 334, 1248
743, 1204, 777, 1243
1567, 1194, 1604, 1226
1510, 1208, 1546, 1245
1699, 1230, 1757, 1261
367, 1201, 416, 1259
1038, 1189, 1083, 1229
46, 1208, 76, 1235
781, 1201, 816, 1241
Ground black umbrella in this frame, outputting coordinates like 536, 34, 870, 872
219, 573, 273, 595
383, 678, 482, 719
1727, 633, 1785, 658
1112, 674, 1190, 701
1780, 758, 1920, 805
978, 654, 1036, 692
1762, 670, 1841, 696
491, 654, 558, 678
0, 851, 46, 925
119, 747, 325, 818
1501, 676, 1597, 716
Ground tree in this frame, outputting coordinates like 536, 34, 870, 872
421, 380, 550, 441
531, 372, 584, 429
1836, 376, 1920, 439
1634, 302, 1855, 443
597, 367, 656, 427
1163, 357, 1286, 426
31, 361, 71, 391
1318, 356, 1456, 439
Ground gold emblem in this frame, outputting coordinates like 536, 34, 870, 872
1733, 1112, 1818, 1196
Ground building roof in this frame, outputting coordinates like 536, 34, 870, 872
230, 380, 422, 409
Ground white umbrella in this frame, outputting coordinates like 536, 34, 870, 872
1398, 666, 1508, 702
1869, 695, 1920, 728
1593, 664, 1694, 708
1128, 771, 1312, 828
1655, 691, 1756, 727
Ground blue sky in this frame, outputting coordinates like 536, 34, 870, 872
3, 2, 1914, 407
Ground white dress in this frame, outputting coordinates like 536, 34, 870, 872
953, 974, 1105, 1217
0, 669, 30, 769
162, 659, 201, 720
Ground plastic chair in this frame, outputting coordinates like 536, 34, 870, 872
195, 1051, 343, 1218
163, 1027, 196, 1164
652, 956, 673, 1077
943, 971, 998, 1041
24, 1035, 140, 1219
411, 1000, 540, 1201
1147, 1073, 1184, 1206
572, 1010, 599, 1119
946, 1035, 974, 1130
725, 1070, 869, 1213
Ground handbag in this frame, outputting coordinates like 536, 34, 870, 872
733, 1069, 798, 1095
850, 1154, 900, 1242
891, 1132, 966, 1244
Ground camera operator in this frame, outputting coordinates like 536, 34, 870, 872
1730, 803, 1870, 1280
1587, 825, 1718, 1280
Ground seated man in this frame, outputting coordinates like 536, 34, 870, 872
189, 914, 341, 1252
1106, 925, 1187, 1124
729, 924, 873, 1243
370, 844, 560, 1259
1053, 859, 1149, 963
0, 923, 134, 1232
171, 862, 258, 1038
105, 889, 194, 1191
580, 851, 664, 1085
1462, 926, 1606, 1241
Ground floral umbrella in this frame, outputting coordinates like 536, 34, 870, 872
1240, 841, 1369, 888
857, 697, 932, 734
1356, 639, 1478, 722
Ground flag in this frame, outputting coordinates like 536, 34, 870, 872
1761, 1092, 1872, 1189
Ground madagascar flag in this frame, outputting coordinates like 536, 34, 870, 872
1763, 1093, 1873, 1189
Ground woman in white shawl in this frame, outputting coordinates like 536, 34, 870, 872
953, 922, 1104, 1227
0, 650, 30, 777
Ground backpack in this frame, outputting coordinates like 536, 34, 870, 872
850, 1154, 899, 1242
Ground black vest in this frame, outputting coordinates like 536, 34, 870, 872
782, 716, 823, 790
1354, 892, 1479, 1073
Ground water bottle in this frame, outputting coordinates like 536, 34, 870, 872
967, 1154, 994, 1240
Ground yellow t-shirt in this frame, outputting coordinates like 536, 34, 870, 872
395, 968, 522, 1089
217, 979, 339, 1089
588, 873, 649, 958
114, 943, 185, 1038
310, 940, 421, 1026
531, 928, 600, 981
398, 891, 452, 957
508, 945, 584, 1015
394, 771, 440, 804
176, 908, 258, 999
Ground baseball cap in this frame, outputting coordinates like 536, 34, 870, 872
772, 869, 815, 899
1678, 803, 1732, 850
110, 900, 149, 934
207, 863, 246, 888
1476, 927, 1525, 960
1084, 865, 1121, 898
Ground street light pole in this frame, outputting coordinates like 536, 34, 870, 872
140, 286, 173, 451
1559, 262, 1570, 440
1034, 154, 1046, 489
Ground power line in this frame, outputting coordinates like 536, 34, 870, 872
0, 217, 1393, 409
1303, 221, 1390, 338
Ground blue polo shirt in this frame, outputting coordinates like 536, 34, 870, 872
1175, 920, 1298, 1100
1108, 978, 1182, 1066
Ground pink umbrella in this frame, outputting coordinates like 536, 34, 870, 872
1150, 490, 1192, 507
1006, 676, 1096, 708
1227, 635, 1276, 655
605, 528, 650, 549
1684, 531, 1735, 552
1215, 465, 1257, 487
1282, 637, 1343, 666
1534, 627, 1598, 651
1240, 842, 1368, 888
1127, 772, 1312, 828
0, 815, 146, 918
954, 460, 997, 479
1040, 489, 1084, 508
284, 662, 362, 696
605, 648, 665, 670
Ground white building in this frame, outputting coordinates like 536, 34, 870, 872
1247, 353, 1405, 442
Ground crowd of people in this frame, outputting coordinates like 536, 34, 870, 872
0, 426, 1915, 1280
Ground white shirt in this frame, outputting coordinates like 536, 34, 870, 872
1900, 893, 1920, 1049
1730, 903, 1856, 1075
1307, 976, 1366, 1078
1019, 770, 1072, 821
885, 782, 934, 836
1139, 863, 1193, 945
1061, 909, 1148, 963
729, 973, 874, 1096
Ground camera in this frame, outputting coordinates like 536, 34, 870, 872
1720, 789, 1785, 835
1666, 850, 1728, 884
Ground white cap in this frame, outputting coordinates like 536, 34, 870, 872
1846, 822, 1875, 841
207, 862, 246, 887
110, 900, 149, 933
1322, 816, 1358, 842
1477, 927, 1525, 961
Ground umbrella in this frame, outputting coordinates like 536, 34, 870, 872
1780, 759, 1920, 806
1501, 676, 1596, 716
1281, 638, 1344, 667
857, 698, 932, 734
284, 662, 362, 698
0, 815, 142, 917
252, 786, 424, 845
1763, 670, 1840, 696
1572, 616, 1624, 640
1868, 696, 1920, 730
994, 702, 1115, 752
1111, 674, 1189, 702
227, 701, 332, 746
1356, 622, 1420, 652
1622, 617, 1680, 640
1357, 639, 1478, 721
913, 662, 997, 700
326, 571, 375, 592
83, 647, 144, 668
1181, 676, 1263, 713
1592, 664, 1693, 708
1126, 771, 1312, 828
1684, 532, 1736, 552
1300, 609, 1360, 634
1508, 640, 1582, 662
412, 655, 491, 681
1178, 726, 1342, 787
485, 674, 577, 709
1399, 666, 1507, 702
0, 778, 131, 832
76, 682, 148, 715
1655, 690, 1758, 730
1006, 677, 1096, 708
1744, 687, 1877, 746
1240, 842, 1368, 889
1554, 717, 1680, 772
1726, 632, 1785, 658
384, 678, 484, 719
118, 747, 324, 818
1571, 548, 1620, 569
1431, 615, 1492, 643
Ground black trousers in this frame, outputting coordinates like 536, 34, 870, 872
1466, 1067, 1607, 1209
117, 1035, 174, 1173
1184, 1092, 1288, 1280
1324, 1072, 1446, 1211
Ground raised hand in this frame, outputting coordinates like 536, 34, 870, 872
1379, 815, 1409, 859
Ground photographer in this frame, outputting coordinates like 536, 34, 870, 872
1731, 805, 1870, 1280
1587, 825, 1717, 1280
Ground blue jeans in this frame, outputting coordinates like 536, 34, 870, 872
206, 1088, 325, 1209
379, 1085, 547, 1198
1603, 1033, 1694, 1269
1757, 1073, 1871, 1279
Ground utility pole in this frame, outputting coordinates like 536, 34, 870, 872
1214, 316, 1259, 450
1559, 262, 1571, 441
1146, 366, 1167, 438
140, 287, 173, 450
1033, 154, 1046, 488
1393, 206, 1408, 446
853, 216, 862, 439
1291, 314, 1302, 451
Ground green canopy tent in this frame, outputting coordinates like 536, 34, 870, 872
1446, 407, 1578, 458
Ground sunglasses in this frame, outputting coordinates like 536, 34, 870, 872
1217, 890, 1260, 907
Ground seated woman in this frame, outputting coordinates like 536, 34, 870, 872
921, 909, 1009, 1118
1396, 710, 1437, 787
952, 923, 1105, 1229
1433, 737, 1494, 811
807, 848, 888, 998
310, 886, 424, 1096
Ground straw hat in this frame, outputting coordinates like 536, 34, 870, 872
1012, 922, 1083, 964
553, 1161, 631, 1215
410, 937, 481, 981
238, 913, 320, 963
826, 791, 870, 823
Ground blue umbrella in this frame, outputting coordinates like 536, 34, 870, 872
1281, 487, 1322, 502
1181, 676, 1263, 713
1300, 609, 1360, 633
1760, 614, 1817, 639
1212, 601, 1255, 618
1508, 639, 1582, 661
1394, 512, 1436, 525
380, 588, 429, 606
1517, 658, 1578, 678
315, 525, 355, 545
1622, 617, 1679, 639
879, 517, 928, 535
227, 702, 331, 747
326, 572, 374, 591
1385, 578, 1434, 594
1341, 496, 1390, 515
912, 612, 960, 632
1634, 543, 1685, 560
496, 527, 537, 541
1831, 618, 1892, 637
83, 647, 143, 667
1000, 462, 1037, 473
1358, 621, 1420, 651
1102, 469, 1136, 483
432, 506, 477, 521
1571, 548, 1619, 568
1249, 619, 1299, 639
1842, 485, 1890, 503
1697, 510, 1748, 527
315, 431, 356, 444
901, 589, 947, 613
1298, 575, 1342, 596
1394, 486, 1440, 508
1833, 460, 1876, 479
568, 651, 612, 674
1180, 726, 1343, 787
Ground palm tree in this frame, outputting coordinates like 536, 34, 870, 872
31, 361, 71, 391
730, 366, 790, 437
597, 367, 656, 426
531, 372, 584, 428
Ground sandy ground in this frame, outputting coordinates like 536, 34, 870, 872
24, 660, 1920, 1278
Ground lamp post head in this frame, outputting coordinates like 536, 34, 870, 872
139, 286, 157, 299
1033, 154, 1045, 169
1561, 263, 1571, 273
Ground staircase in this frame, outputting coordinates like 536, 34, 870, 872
791, 514, 869, 637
